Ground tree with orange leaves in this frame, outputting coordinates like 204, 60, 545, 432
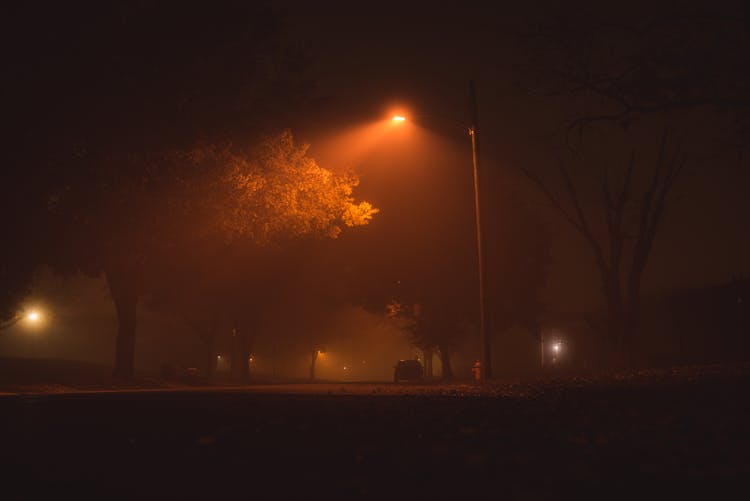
54, 131, 377, 379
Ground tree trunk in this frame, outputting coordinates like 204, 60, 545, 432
624, 264, 647, 369
601, 274, 629, 369
622, 310, 637, 368
309, 349, 318, 381
237, 326, 251, 381
422, 347, 434, 379
106, 267, 139, 380
535, 324, 544, 369
230, 327, 238, 378
438, 345, 453, 380
229, 320, 256, 381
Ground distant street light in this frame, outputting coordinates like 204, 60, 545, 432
389, 82, 491, 380
310, 347, 326, 381
552, 341, 562, 365
1, 307, 46, 331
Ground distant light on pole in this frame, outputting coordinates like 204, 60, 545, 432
552, 341, 562, 365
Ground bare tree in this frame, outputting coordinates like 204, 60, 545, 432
508, 3, 744, 367
523, 133, 685, 366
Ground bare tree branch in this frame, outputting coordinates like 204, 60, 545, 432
520, 167, 583, 233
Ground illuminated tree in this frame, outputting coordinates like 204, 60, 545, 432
152, 132, 377, 379
69, 131, 376, 379
170, 131, 377, 245
5, 2, 374, 379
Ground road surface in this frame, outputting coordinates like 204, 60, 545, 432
2, 367, 749, 499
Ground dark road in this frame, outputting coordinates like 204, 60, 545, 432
3, 369, 749, 500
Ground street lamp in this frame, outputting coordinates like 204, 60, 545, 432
389, 84, 491, 380
1, 307, 45, 331
552, 341, 562, 364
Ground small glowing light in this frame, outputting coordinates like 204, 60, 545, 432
249, 357, 254, 363
27, 311, 40, 322
217, 354, 222, 359
392, 115, 406, 122
343, 366, 348, 371
553, 343, 561, 353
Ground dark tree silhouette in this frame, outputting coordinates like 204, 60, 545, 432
509, 4, 724, 366
523, 136, 684, 366
518, 1, 750, 146
387, 299, 465, 380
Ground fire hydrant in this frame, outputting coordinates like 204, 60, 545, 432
471, 360, 481, 381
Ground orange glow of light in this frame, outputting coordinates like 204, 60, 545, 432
27, 311, 40, 322
392, 115, 406, 122
309, 120, 399, 168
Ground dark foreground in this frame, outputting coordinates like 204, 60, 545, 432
3, 366, 749, 500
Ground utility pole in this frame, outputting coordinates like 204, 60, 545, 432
468, 79, 491, 380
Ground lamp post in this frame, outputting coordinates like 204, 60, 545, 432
390, 81, 491, 380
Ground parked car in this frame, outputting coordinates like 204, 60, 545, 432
393, 359, 424, 383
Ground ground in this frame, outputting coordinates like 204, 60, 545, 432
2, 362, 749, 499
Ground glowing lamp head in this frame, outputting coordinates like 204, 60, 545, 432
27, 311, 40, 322
392, 115, 406, 123
553, 343, 561, 353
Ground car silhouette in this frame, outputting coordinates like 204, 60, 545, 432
393, 359, 424, 383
